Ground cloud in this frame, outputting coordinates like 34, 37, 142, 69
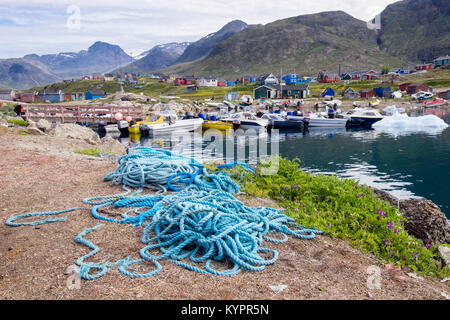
0, 0, 399, 58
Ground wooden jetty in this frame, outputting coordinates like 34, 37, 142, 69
23, 105, 144, 124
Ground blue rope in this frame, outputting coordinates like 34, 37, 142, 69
5, 146, 322, 280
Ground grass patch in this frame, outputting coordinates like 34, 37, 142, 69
74, 148, 114, 157
222, 157, 449, 278
7, 119, 29, 127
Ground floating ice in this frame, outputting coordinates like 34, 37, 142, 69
373, 114, 448, 137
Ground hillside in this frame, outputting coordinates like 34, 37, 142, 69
116, 42, 191, 73
160, 11, 406, 78
377, 0, 450, 63
175, 20, 250, 64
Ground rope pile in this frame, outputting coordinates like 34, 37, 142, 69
6, 147, 322, 280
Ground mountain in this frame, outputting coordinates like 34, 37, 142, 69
116, 42, 191, 73
0, 41, 134, 89
160, 11, 406, 78
377, 0, 450, 62
175, 20, 250, 64
0, 59, 60, 90
24, 41, 134, 78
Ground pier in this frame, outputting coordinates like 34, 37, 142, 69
22, 104, 144, 124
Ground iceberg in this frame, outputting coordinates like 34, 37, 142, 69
373, 113, 448, 137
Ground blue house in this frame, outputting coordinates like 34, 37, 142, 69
373, 87, 391, 98
434, 55, 450, 68
282, 74, 299, 84
226, 81, 235, 86
321, 87, 335, 97
44, 90, 63, 103
85, 90, 106, 100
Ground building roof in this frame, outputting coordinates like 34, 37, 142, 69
264, 84, 309, 91
87, 90, 105, 95
434, 55, 450, 61
0, 89, 12, 94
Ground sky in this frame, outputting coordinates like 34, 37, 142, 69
0, 0, 400, 59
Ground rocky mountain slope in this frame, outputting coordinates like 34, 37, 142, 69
161, 11, 406, 78
377, 0, 450, 62
115, 42, 191, 73
175, 20, 250, 64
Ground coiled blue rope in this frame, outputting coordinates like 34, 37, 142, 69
5, 147, 322, 280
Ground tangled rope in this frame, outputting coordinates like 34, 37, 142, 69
5, 146, 322, 280
104, 147, 242, 193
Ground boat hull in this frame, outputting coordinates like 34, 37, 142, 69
202, 121, 233, 131
149, 119, 203, 135
348, 116, 384, 128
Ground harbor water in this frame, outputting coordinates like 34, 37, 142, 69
120, 109, 450, 218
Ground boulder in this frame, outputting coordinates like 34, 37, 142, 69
438, 246, 450, 266
100, 136, 127, 155
36, 119, 52, 133
49, 123, 101, 145
399, 199, 450, 245
0, 119, 8, 128
373, 188, 450, 245
24, 122, 44, 135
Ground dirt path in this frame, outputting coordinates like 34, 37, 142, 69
0, 133, 448, 300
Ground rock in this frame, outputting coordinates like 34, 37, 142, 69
372, 188, 450, 245
0, 119, 8, 128
400, 199, 450, 245
36, 119, 52, 133
49, 123, 101, 145
100, 136, 127, 155
372, 188, 399, 207
438, 246, 450, 266
98, 152, 120, 162
269, 285, 288, 293
24, 122, 44, 135
365, 293, 373, 299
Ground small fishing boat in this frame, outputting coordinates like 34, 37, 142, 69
202, 120, 233, 132
262, 114, 307, 130
128, 115, 165, 134
147, 118, 204, 136
347, 109, 386, 128
424, 97, 447, 107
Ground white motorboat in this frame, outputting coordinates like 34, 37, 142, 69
221, 112, 268, 130
144, 118, 203, 135
347, 109, 386, 128
287, 113, 348, 127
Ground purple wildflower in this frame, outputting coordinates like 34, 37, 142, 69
377, 209, 386, 217
357, 194, 364, 199
285, 187, 289, 191
327, 223, 331, 227
383, 238, 391, 246
389, 251, 395, 258
294, 208, 299, 212
387, 221, 394, 230
426, 244, 431, 249
412, 253, 419, 258
394, 229, 399, 234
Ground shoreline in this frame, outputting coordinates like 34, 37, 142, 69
0, 129, 449, 300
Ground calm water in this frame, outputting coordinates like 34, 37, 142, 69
120, 109, 450, 217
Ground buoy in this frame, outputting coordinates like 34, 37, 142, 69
115, 112, 123, 121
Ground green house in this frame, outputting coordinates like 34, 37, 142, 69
254, 84, 310, 99
434, 55, 450, 68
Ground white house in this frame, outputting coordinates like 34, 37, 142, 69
261, 74, 279, 85
0, 89, 14, 101
197, 77, 218, 87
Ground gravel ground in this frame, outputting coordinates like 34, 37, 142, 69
0, 132, 449, 300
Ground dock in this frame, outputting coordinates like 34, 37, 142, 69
22, 105, 144, 124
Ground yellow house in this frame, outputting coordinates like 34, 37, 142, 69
104, 73, 115, 81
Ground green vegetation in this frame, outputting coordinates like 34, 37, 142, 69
74, 148, 114, 157
221, 158, 449, 278
29, 80, 127, 96
7, 119, 29, 126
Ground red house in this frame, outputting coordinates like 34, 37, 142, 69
407, 83, 429, 95
399, 83, 412, 92
360, 89, 376, 98
415, 63, 433, 71
217, 80, 226, 87
17, 92, 36, 103
318, 71, 340, 83
361, 70, 380, 81
174, 78, 186, 86
64, 93, 72, 101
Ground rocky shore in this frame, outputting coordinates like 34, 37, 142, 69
0, 122, 449, 300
